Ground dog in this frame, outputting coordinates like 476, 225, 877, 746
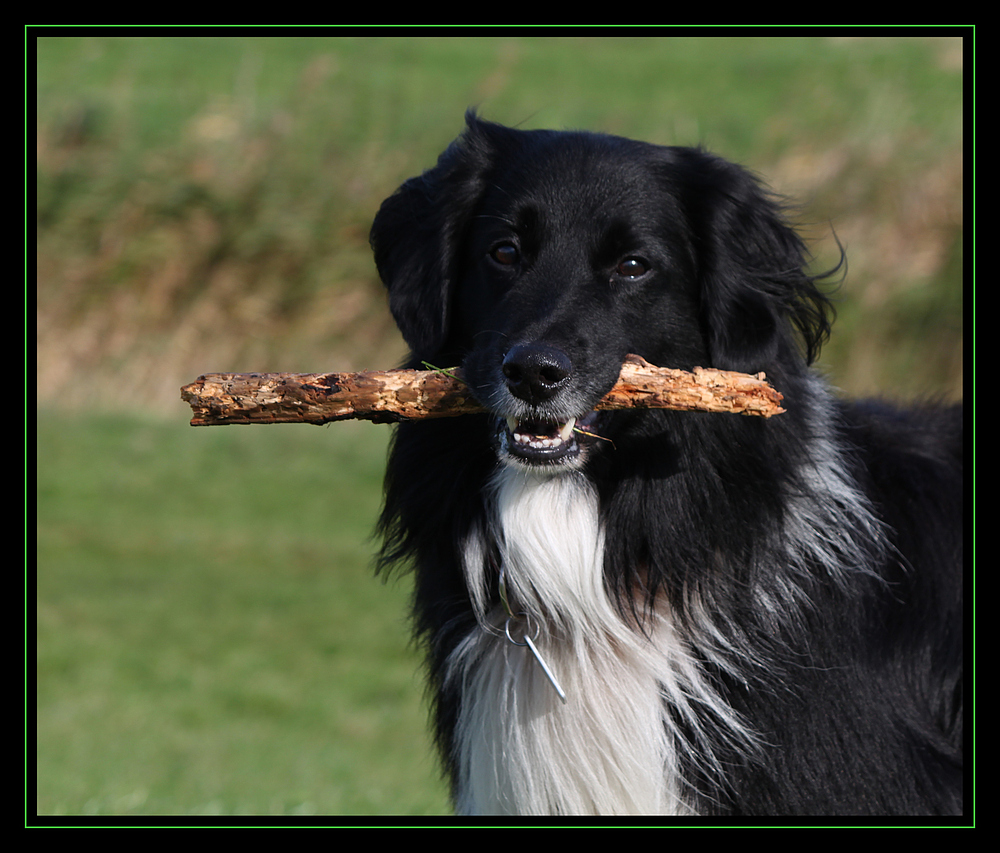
369, 112, 963, 816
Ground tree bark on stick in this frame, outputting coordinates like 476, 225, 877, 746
180, 354, 785, 427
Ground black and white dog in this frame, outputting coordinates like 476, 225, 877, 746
370, 113, 963, 816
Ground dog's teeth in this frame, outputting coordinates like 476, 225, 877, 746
507, 416, 579, 451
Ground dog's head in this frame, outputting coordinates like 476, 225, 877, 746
371, 112, 833, 469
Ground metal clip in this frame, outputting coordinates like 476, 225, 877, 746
504, 612, 567, 704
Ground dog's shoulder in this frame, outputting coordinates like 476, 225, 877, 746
839, 396, 963, 473
834, 396, 964, 589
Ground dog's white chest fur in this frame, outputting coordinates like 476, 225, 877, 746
448, 468, 703, 816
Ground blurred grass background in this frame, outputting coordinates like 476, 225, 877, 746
35, 34, 965, 817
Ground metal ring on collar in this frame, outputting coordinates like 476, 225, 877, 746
504, 612, 539, 646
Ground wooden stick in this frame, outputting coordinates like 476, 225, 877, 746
180, 354, 785, 427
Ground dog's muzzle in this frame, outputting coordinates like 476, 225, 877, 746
498, 410, 601, 466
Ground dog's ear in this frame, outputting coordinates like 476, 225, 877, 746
675, 150, 833, 373
370, 112, 494, 356
705, 279, 782, 375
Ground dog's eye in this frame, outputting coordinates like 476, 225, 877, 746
490, 243, 520, 266
616, 257, 649, 279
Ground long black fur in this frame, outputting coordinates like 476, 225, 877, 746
370, 113, 963, 816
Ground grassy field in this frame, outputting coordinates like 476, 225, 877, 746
35, 33, 966, 819
36, 411, 450, 816
37, 35, 965, 407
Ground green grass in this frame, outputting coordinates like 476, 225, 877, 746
36, 34, 965, 406
36, 411, 450, 816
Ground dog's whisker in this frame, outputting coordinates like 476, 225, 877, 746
573, 426, 616, 449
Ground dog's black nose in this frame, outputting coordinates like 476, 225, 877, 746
502, 344, 572, 405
